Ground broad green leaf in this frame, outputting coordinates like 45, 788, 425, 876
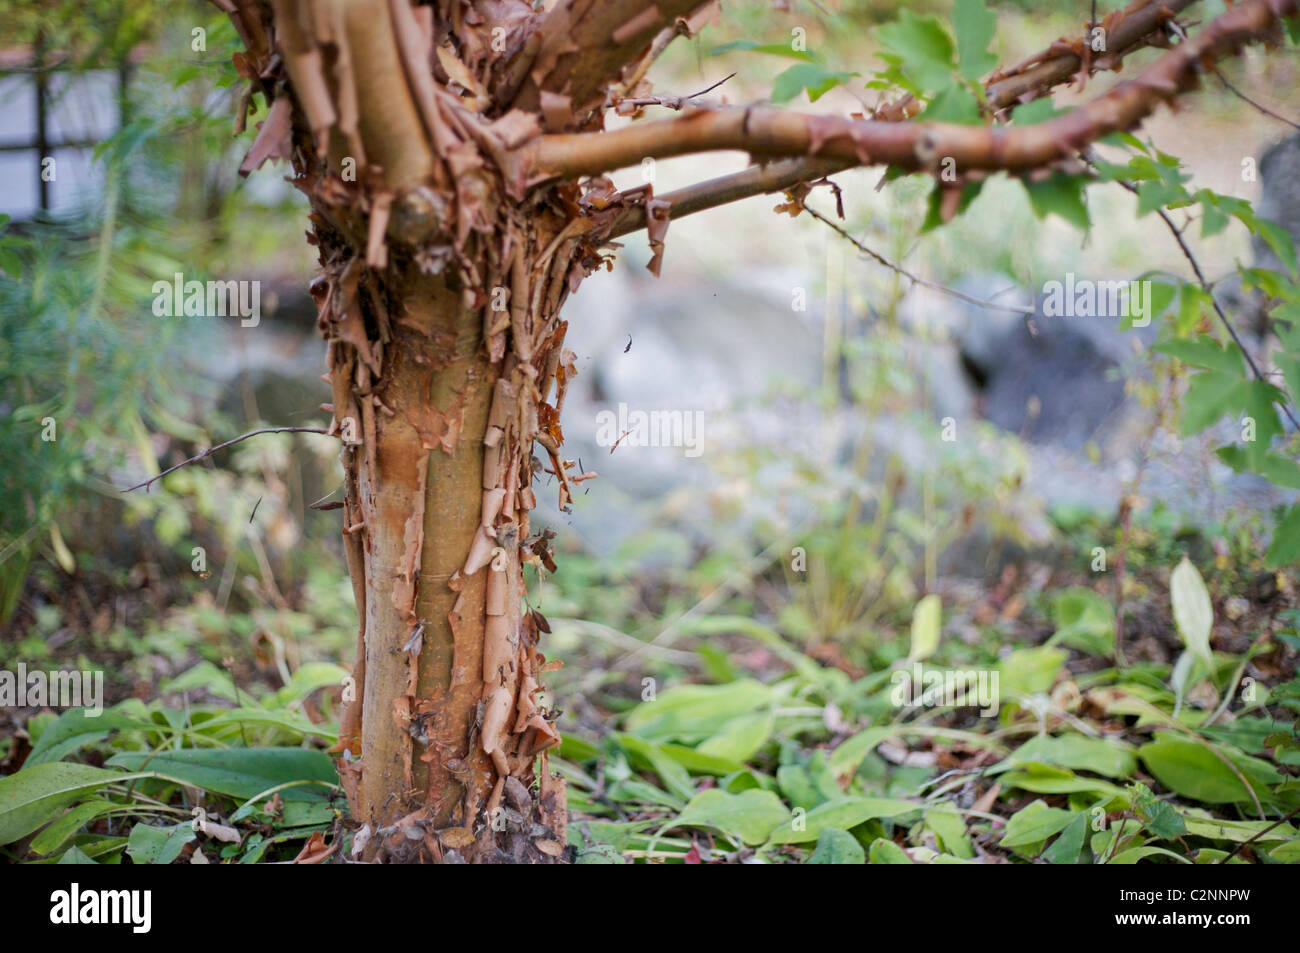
924, 83, 981, 124
1024, 173, 1090, 231
125, 822, 195, 865
1268, 839, 1300, 862
908, 593, 942, 662
777, 764, 824, 811
997, 646, 1068, 700
952, 0, 998, 80
1047, 587, 1115, 656
29, 799, 119, 856
1001, 800, 1076, 851
0, 763, 130, 845
991, 733, 1137, 779
867, 838, 914, 864
1182, 370, 1244, 435
697, 710, 773, 763
1040, 811, 1089, 864
925, 803, 974, 858
612, 734, 697, 803
671, 789, 791, 846
1000, 764, 1126, 801
623, 678, 772, 743
56, 846, 100, 865
1267, 504, 1300, 567
197, 708, 338, 742
1138, 733, 1275, 804
768, 797, 921, 845
105, 748, 336, 802
26, 707, 153, 766
877, 11, 956, 92
1170, 557, 1213, 667
807, 828, 865, 864
828, 726, 895, 778
1184, 812, 1297, 843
1153, 336, 1243, 377
771, 63, 858, 103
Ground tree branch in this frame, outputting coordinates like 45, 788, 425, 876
983, 0, 1199, 113
119, 427, 330, 494
612, 0, 1216, 235
509, 0, 718, 125
528, 0, 1295, 182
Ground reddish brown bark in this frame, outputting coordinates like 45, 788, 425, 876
209, 0, 1296, 864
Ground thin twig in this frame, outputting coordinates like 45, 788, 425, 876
616, 72, 737, 112
1212, 67, 1300, 131
1218, 802, 1300, 863
119, 427, 329, 493
1091, 156, 1300, 434
799, 199, 1036, 315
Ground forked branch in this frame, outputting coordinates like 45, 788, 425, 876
528, 0, 1296, 182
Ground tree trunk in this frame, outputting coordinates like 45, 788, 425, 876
224, 0, 586, 862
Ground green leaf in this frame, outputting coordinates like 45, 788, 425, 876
1138, 733, 1275, 804
1000, 799, 1077, 849
992, 733, 1137, 779
0, 763, 128, 845
908, 593, 942, 662
105, 748, 336, 802
768, 797, 921, 845
623, 679, 773, 743
29, 799, 120, 856
876, 10, 957, 92
1040, 811, 1089, 864
709, 40, 816, 63
56, 846, 100, 865
125, 822, 195, 865
696, 710, 774, 763
671, 789, 791, 846
1024, 173, 1090, 231
1047, 587, 1115, 656
1153, 336, 1243, 377
611, 734, 697, 803
1011, 98, 1065, 125
1267, 505, 1300, 567
925, 803, 974, 858
1170, 557, 1214, 667
952, 0, 998, 80
807, 828, 865, 864
1131, 787, 1187, 840
924, 83, 982, 124
997, 645, 1068, 700
1181, 371, 1243, 436
828, 726, 896, 778
771, 63, 858, 103
26, 707, 153, 765
867, 838, 914, 864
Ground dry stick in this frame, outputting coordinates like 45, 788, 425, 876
1212, 67, 1300, 131
119, 427, 329, 493
798, 199, 1036, 315
615, 72, 737, 111
1219, 801, 1300, 862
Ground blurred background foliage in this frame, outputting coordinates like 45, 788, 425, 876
0, 0, 1298, 864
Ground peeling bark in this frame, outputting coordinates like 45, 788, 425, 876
210, 0, 1298, 864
